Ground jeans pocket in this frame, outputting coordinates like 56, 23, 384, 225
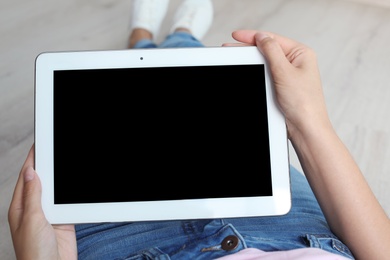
303, 234, 354, 259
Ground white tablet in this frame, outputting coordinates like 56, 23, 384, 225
35, 46, 291, 224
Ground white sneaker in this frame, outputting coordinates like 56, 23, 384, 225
170, 0, 213, 40
130, 0, 170, 40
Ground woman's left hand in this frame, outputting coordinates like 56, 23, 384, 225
8, 144, 77, 260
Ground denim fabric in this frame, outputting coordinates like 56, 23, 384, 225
76, 166, 354, 259
133, 32, 204, 48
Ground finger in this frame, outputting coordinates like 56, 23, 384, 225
228, 30, 293, 70
22, 166, 43, 219
261, 33, 316, 70
232, 30, 308, 61
8, 145, 35, 231
231, 30, 259, 45
254, 33, 290, 69
221, 43, 253, 47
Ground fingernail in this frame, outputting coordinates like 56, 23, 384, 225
255, 32, 270, 42
24, 167, 35, 182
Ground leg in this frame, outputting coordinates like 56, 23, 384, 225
159, 0, 213, 48
128, 28, 156, 49
224, 166, 354, 258
159, 32, 205, 48
75, 166, 353, 259
128, 0, 170, 48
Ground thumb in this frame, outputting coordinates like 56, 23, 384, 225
254, 32, 290, 72
22, 167, 43, 217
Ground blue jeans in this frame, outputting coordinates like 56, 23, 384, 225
75, 166, 354, 259
133, 32, 204, 48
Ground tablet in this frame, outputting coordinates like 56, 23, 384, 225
35, 46, 291, 224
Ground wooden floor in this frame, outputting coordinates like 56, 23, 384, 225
1, 0, 390, 258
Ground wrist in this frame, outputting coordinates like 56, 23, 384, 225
287, 113, 335, 152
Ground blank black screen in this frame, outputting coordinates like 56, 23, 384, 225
53, 65, 272, 204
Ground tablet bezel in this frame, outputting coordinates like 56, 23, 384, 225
35, 46, 291, 224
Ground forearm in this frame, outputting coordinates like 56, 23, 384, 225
230, 28, 390, 258
290, 121, 390, 259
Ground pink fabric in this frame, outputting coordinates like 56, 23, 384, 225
215, 248, 350, 260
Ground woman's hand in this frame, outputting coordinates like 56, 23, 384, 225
224, 30, 390, 259
8, 144, 77, 260
223, 30, 332, 140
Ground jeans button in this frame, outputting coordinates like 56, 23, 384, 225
221, 235, 239, 251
